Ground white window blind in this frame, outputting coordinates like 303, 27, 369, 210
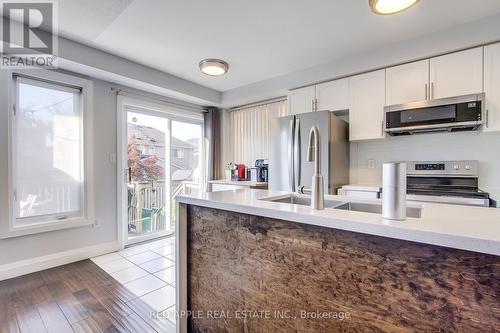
230, 100, 287, 166
13, 76, 84, 224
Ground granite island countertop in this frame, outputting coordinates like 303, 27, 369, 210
176, 189, 500, 256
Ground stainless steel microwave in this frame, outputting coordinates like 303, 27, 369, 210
384, 94, 484, 135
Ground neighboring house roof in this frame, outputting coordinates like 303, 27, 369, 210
128, 123, 198, 151
128, 124, 164, 147
170, 162, 186, 170
128, 122, 199, 171
172, 169, 193, 181
186, 138, 199, 149
172, 137, 197, 150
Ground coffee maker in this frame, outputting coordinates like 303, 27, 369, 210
255, 159, 268, 183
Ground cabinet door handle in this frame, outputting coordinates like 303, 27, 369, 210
311, 99, 314, 112
425, 83, 428, 100
381, 120, 385, 136
431, 82, 434, 99
486, 109, 489, 128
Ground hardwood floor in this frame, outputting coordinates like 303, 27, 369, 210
0, 260, 175, 333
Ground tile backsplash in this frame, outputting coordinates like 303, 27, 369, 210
350, 130, 500, 189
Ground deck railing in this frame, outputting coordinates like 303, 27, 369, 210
17, 180, 80, 218
128, 180, 199, 235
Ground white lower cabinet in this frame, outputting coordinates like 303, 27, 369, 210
484, 42, 500, 132
211, 184, 246, 192
349, 70, 386, 141
338, 187, 380, 199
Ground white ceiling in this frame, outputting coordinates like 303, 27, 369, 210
54, 0, 500, 92
55, 0, 134, 40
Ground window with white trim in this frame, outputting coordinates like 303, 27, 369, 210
12, 75, 85, 226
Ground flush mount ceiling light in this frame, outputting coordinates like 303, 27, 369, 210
369, 0, 419, 15
199, 59, 229, 76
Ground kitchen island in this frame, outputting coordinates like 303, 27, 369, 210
175, 190, 500, 332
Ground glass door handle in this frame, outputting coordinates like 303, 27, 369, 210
124, 168, 131, 183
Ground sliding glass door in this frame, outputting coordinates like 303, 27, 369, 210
170, 121, 203, 223
126, 110, 170, 243
119, 98, 204, 245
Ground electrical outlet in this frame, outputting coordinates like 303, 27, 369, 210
368, 159, 375, 169
94, 218, 101, 227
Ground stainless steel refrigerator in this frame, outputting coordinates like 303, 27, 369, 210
269, 111, 349, 194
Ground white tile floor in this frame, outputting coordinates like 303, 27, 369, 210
91, 236, 176, 326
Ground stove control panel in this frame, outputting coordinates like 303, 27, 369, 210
415, 163, 445, 171
406, 160, 479, 177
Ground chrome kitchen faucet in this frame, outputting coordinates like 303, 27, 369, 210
307, 126, 324, 210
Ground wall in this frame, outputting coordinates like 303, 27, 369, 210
350, 131, 500, 190
0, 70, 204, 268
1, 19, 221, 105
222, 12, 500, 107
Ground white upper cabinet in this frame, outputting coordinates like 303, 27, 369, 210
429, 47, 483, 100
484, 42, 500, 132
386, 60, 429, 105
349, 70, 386, 141
288, 86, 316, 115
285, 46, 486, 138
316, 78, 349, 112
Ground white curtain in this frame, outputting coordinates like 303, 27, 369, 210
230, 100, 287, 167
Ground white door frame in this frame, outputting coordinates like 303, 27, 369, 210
116, 95, 205, 247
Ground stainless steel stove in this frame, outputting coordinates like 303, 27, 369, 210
405, 160, 490, 207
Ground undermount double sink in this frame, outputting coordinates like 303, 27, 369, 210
268, 194, 343, 208
261, 193, 422, 218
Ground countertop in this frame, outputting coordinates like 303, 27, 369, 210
483, 187, 500, 206
341, 183, 499, 207
208, 179, 268, 187
340, 184, 382, 192
176, 189, 500, 256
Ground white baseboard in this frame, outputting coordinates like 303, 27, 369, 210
0, 241, 122, 281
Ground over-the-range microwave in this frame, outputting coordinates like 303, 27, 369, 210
384, 93, 484, 135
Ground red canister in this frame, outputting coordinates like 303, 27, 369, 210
236, 164, 246, 180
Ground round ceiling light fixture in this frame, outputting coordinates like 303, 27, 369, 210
199, 58, 229, 76
369, 0, 419, 15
